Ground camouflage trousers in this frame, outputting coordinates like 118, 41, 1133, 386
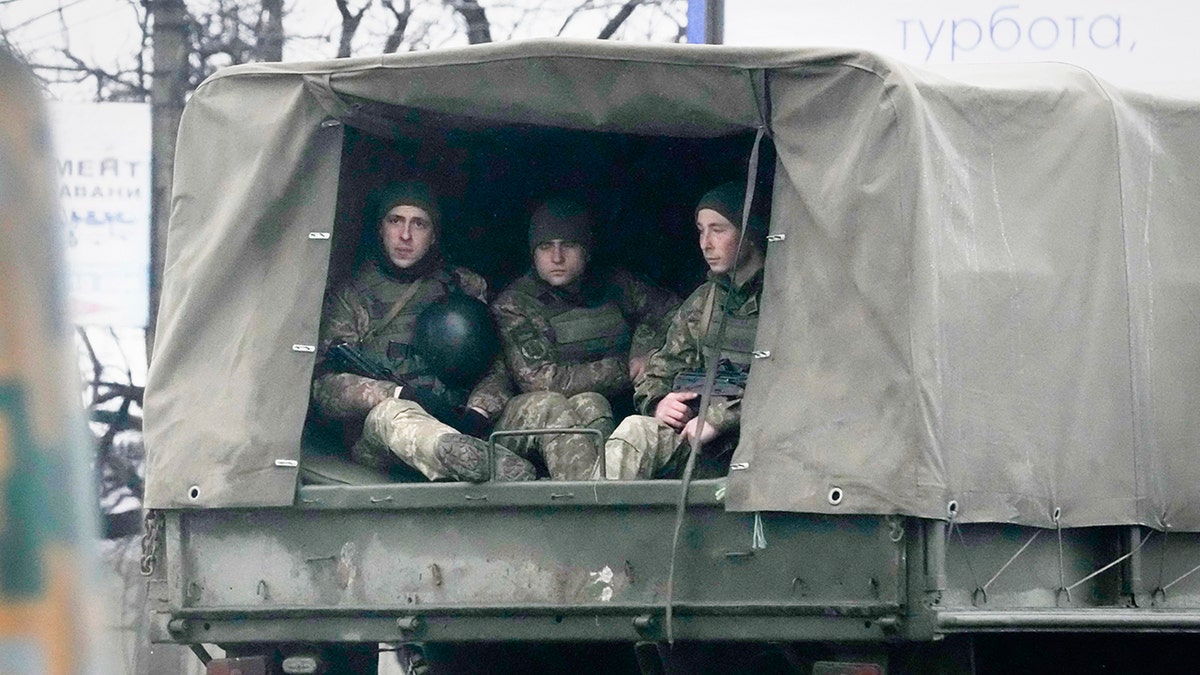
353, 398, 457, 480
494, 392, 614, 480
602, 415, 684, 480
604, 415, 738, 480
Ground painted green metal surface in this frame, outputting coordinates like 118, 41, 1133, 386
154, 481, 907, 645
151, 501, 1200, 651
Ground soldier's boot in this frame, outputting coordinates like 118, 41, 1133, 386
436, 433, 537, 483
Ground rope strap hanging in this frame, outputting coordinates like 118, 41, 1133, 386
664, 125, 768, 644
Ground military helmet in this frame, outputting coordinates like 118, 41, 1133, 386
413, 294, 499, 389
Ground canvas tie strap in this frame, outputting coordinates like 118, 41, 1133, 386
665, 125, 767, 644
1054, 508, 1070, 605
698, 283, 717, 346
752, 512, 767, 550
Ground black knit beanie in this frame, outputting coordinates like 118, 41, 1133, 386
695, 181, 767, 246
529, 197, 594, 253
372, 181, 442, 231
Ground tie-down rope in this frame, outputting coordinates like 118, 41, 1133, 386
946, 507, 1159, 605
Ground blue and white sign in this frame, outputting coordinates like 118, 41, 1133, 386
50, 102, 150, 328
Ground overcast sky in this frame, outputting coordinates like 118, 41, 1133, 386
6, 1, 1193, 99
0, 0, 689, 100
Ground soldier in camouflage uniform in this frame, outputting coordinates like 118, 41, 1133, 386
489, 197, 678, 480
311, 181, 536, 482
604, 182, 766, 480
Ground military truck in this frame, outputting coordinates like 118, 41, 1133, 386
143, 40, 1200, 673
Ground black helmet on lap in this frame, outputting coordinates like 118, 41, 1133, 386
413, 294, 499, 389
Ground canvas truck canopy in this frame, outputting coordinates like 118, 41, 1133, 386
144, 40, 1200, 533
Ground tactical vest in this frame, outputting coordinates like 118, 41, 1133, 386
512, 275, 633, 364
698, 282, 759, 369
356, 265, 459, 378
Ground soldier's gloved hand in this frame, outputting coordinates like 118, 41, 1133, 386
392, 376, 458, 424
457, 407, 492, 439
654, 392, 698, 431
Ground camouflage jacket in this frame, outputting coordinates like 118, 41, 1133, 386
311, 260, 509, 420
634, 269, 764, 436
492, 268, 678, 399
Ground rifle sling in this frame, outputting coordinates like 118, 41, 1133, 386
699, 282, 717, 355
362, 279, 423, 344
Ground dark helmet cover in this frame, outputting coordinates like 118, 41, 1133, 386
414, 294, 499, 389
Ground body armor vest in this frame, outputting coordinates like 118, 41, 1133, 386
357, 265, 458, 378
699, 282, 759, 370
513, 275, 633, 364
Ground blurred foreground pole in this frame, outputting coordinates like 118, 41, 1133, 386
686, 0, 724, 44
148, 0, 190, 359
0, 48, 117, 675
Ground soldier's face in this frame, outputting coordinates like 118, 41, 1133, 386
380, 204, 436, 269
533, 239, 588, 287
697, 208, 748, 275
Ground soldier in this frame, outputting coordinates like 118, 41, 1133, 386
488, 197, 678, 480
311, 181, 536, 482
604, 181, 766, 480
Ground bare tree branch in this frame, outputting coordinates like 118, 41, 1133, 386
59, 48, 149, 100
78, 327, 103, 407
77, 327, 145, 538
130, 0, 150, 95
556, 1, 592, 37
598, 0, 642, 39
446, 0, 492, 44
335, 0, 371, 58
381, 0, 412, 54
401, 17, 436, 51
260, 0, 285, 61
5, 0, 88, 33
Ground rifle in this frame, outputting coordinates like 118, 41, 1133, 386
672, 358, 748, 416
672, 357, 748, 396
324, 341, 463, 429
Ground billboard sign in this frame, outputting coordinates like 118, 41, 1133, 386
725, 0, 1196, 88
51, 102, 151, 328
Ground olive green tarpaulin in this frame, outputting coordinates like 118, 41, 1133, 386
144, 41, 1200, 532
